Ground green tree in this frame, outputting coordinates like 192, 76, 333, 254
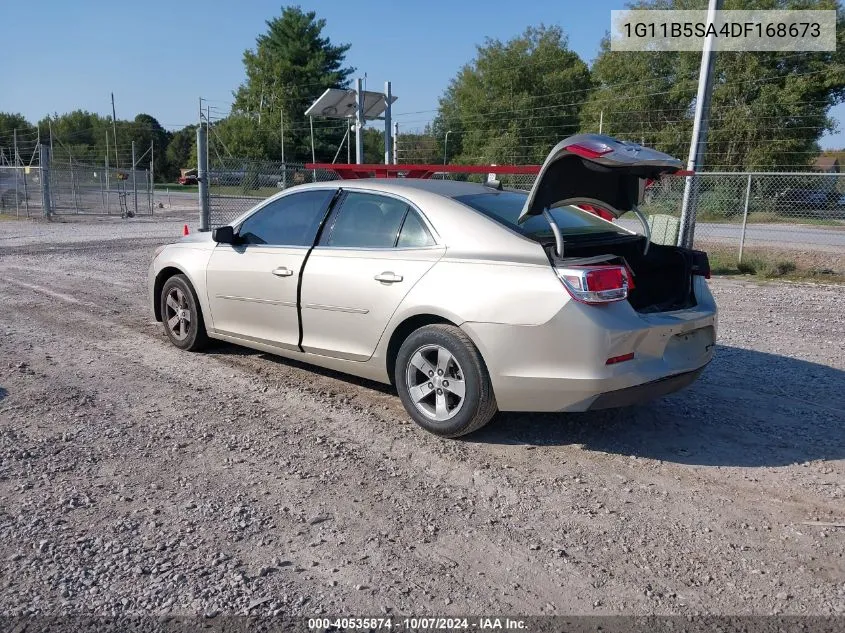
209, 114, 276, 161
581, 0, 845, 170
0, 113, 35, 164
396, 131, 441, 164
362, 127, 385, 164
165, 125, 197, 179
39, 110, 110, 163
232, 5, 354, 161
434, 25, 592, 165
128, 114, 170, 181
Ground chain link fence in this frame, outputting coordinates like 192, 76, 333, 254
635, 172, 845, 274
204, 160, 845, 274
49, 160, 153, 217
207, 157, 340, 226
0, 165, 44, 216
0, 147, 154, 218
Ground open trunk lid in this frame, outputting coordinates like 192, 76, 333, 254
519, 134, 684, 222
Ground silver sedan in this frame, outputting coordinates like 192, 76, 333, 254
149, 135, 716, 437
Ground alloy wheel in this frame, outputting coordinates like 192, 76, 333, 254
164, 287, 191, 342
405, 344, 466, 422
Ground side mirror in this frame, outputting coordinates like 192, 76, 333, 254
212, 225, 236, 244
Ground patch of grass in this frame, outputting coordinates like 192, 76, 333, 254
704, 246, 843, 283
733, 256, 796, 278
708, 251, 741, 275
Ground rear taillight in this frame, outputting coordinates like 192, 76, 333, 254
555, 265, 629, 305
691, 250, 711, 279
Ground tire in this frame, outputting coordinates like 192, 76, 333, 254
394, 324, 497, 438
160, 274, 209, 351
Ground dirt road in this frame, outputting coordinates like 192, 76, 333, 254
0, 217, 843, 617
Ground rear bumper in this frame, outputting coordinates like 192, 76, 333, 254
460, 276, 716, 412
587, 366, 706, 410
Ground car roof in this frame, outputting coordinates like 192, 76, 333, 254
300, 177, 526, 199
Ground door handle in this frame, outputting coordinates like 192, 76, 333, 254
271, 267, 294, 277
374, 271, 403, 283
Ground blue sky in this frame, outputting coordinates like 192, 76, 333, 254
2, 0, 843, 148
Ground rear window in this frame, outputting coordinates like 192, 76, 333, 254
454, 191, 628, 239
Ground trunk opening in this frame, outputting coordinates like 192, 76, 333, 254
551, 235, 697, 313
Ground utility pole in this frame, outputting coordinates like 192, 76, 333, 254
393, 122, 398, 165
355, 77, 364, 164
599, 110, 604, 134
111, 93, 119, 168
309, 116, 316, 179
280, 108, 287, 189
384, 81, 393, 165
678, 0, 722, 248
280, 108, 285, 164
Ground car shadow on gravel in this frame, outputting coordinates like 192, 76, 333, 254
204, 343, 396, 395
468, 345, 845, 468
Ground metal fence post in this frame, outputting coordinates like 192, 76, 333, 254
197, 125, 210, 230
22, 158, 30, 217
13, 129, 20, 216
737, 173, 752, 264
70, 153, 78, 214
678, 173, 698, 248
131, 141, 138, 217
39, 144, 52, 218
105, 132, 111, 215
150, 140, 154, 215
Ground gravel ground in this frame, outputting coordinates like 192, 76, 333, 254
0, 215, 843, 618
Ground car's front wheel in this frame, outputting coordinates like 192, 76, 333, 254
395, 324, 497, 438
160, 274, 208, 351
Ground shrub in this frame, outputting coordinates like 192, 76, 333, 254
737, 258, 762, 275
760, 259, 797, 278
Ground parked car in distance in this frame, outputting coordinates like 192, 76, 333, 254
149, 134, 717, 437
774, 187, 839, 213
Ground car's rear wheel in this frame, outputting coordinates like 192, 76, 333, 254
160, 274, 208, 351
395, 324, 497, 438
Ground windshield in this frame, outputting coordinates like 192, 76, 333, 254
453, 191, 629, 239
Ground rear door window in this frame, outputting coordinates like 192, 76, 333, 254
397, 210, 435, 248
322, 192, 409, 248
